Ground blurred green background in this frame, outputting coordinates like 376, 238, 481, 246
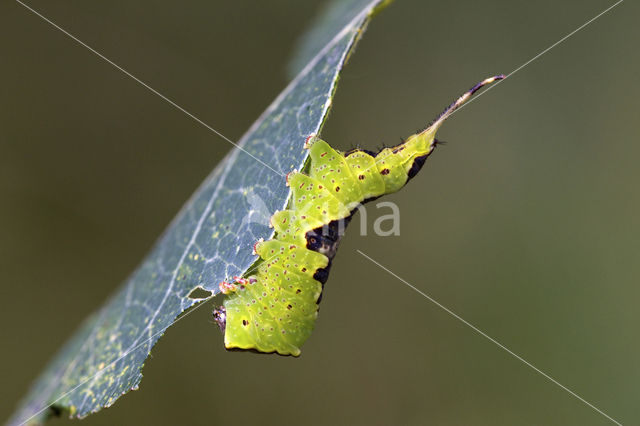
1, 0, 638, 424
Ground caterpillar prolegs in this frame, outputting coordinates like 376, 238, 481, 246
213, 75, 504, 356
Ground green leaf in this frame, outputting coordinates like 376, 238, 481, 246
9, 2, 388, 424
288, 0, 393, 78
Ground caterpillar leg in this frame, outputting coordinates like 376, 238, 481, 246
219, 280, 237, 295
214, 75, 505, 357
212, 306, 226, 333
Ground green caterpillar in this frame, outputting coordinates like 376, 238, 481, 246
213, 75, 504, 356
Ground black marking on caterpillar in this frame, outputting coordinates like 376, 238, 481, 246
213, 75, 504, 356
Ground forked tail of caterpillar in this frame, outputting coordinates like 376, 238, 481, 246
214, 75, 504, 356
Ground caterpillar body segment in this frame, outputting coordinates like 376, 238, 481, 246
213, 75, 504, 355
